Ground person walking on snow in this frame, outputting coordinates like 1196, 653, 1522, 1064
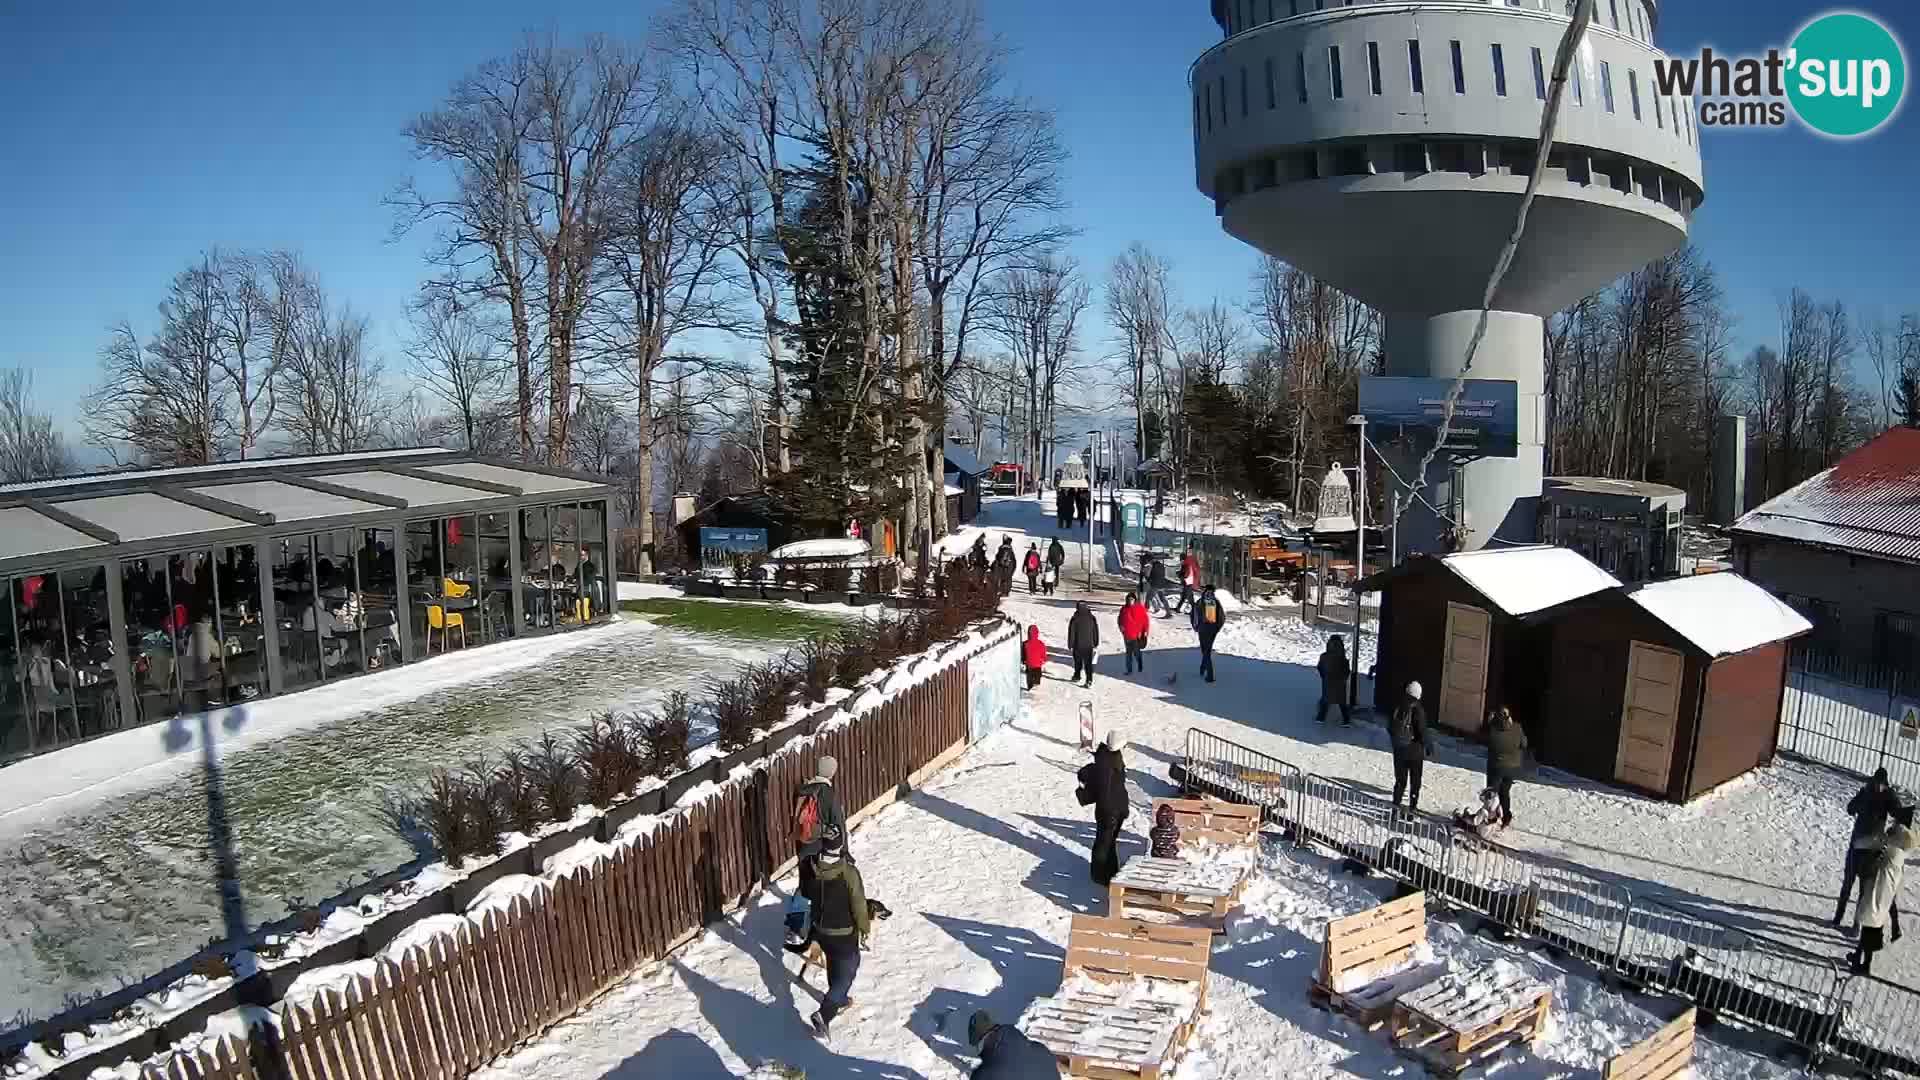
994, 544, 1016, 597
1189, 585, 1225, 683
1118, 592, 1150, 675
1852, 803, 1917, 975
1145, 556, 1172, 616
1390, 681, 1431, 815
1077, 731, 1130, 885
1023, 544, 1043, 594
968, 1009, 1062, 1078
970, 534, 988, 570
1314, 636, 1352, 725
1485, 705, 1528, 829
802, 846, 871, 1037
793, 756, 849, 906
1149, 803, 1182, 858
1021, 625, 1048, 690
1048, 537, 1066, 576
1177, 548, 1200, 613
1068, 601, 1100, 687
1838, 767, 1901, 926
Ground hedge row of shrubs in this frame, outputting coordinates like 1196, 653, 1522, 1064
394, 559, 1002, 863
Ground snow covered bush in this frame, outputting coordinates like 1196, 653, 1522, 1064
749, 663, 798, 733
531, 733, 583, 825
834, 627, 880, 688
710, 674, 760, 753
795, 635, 840, 704
461, 760, 507, 858
494, 750, 545, 835
416, 771, 489, 862
577, 712, 646, 805
638, 691, 693, 777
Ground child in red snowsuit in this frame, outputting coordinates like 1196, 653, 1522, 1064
1022, 625, 1047, 690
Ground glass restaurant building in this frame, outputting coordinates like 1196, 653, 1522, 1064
0, 449, 615, 765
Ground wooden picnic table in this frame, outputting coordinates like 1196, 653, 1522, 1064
1389, 964, 1550, 1077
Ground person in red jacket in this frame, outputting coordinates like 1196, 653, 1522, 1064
1021, 624, 1048, 690
1117, 592, 1151, 675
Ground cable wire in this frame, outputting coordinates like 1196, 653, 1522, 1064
1394, 0, 1598, 533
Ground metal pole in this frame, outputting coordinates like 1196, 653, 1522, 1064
1086, 431, 1096, 593
1390, 491, 1401, 566
1350, 416, 1367, 711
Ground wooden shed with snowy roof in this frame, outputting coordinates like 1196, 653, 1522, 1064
1528, 571, 1812, 802
1359, 546, 1623, 743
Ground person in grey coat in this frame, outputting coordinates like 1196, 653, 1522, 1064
1484, 706, 1528, 828
968, 1010, 1062, 1078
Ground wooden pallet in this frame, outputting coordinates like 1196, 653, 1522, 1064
1107, 857, 1245, 932
1151, 796, 1263, 849
1024, 915, 1214, 1078
1388, 965, 1551, 1077
1603, 1007, 1696, 1080
1308, 891, 1442, 1026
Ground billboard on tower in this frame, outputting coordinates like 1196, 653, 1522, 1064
1360, 377, 1519, 459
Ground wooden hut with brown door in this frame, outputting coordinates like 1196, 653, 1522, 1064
1528, 571, 1812, 802
1361, 546, 1622, 743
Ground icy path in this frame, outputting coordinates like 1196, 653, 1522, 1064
475, 593, 1796, 1080
0, 619, 766, 1020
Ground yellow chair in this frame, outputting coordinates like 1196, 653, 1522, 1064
426, 604, 466, 653
442, 578, 471, 599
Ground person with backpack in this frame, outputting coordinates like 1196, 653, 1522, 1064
803, 846, 872, 1038
1149, 803, 1181, 858
793, 756, 849, 904
1047, 537, 1066, 576
1067, 601, 1100, 688
1315, 636, 1352, 725
1852, 803, 1917, 975
970, 534, 989, 570
1117, 592, 1150, 675
1174, 548, 1200, 613
1188, 585, 1225, 683
1022, 624, 1048, 690
1485, 705, 1528, 829
994, 544, 1016, 597
1023, 544, 1043, 594
1143, 556, 1171, 616
968, 1009, 1063, 1078
1390, 682, 1431, 815
1077, 731, 1130, 885
1837, 767, 1901, 926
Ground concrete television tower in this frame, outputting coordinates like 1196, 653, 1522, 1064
1191, 0, 1703, 552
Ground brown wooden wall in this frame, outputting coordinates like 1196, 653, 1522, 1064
1375, 565, 1553, 740
1688, 642, 1789, 799
1543, 596, 1706, 802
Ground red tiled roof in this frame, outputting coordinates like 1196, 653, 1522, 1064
1731, 428, 1920, 564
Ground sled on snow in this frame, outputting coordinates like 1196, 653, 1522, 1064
1023, 914, 1212, 1079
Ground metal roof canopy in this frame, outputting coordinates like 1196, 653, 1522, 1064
0, 451, 615, 578
1730, 427, 1920, 566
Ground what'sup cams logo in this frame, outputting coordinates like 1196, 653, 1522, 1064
1654, 11, 1907, 137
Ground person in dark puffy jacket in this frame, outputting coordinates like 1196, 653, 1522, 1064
1047, 537, 1067, 574
1021, 625, 1047, 690
1149, 803, 1181, 858
1145, 557, 1172, 616
1188, 586, 1226, 683
1077, 731, 1129, 885
1067, 602, 1100, 687
969, 1009, 1062, 1078
1484, 706, 1528, 828
1389, 681, 1430, 814
1315, 636, 1352, 725
1838, 767, 1902, 925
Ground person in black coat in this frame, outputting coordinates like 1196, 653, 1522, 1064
1077, 731, 1129, 885
969, 1009, 1062, 1078
1145, 557, 1171, 615
993, 546, 1016, 596
1314, 636, 1352, 725
1067, 602, 1100, 688
1047, 538, 1066, 574
1188, 586, 1226, 683
1838, 766, 1902, 925
1389, 682, 1431, 814
971, 534, 989, 570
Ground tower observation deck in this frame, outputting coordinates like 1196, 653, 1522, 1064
1191, 0, 1704, 552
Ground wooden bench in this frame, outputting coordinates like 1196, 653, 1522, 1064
1389, 964, 1552, 1077
1308, 891, 1446, 1027
1024, 915, 1213, 1079
1151, 797, 1261, 849
1602, 1008, 1695, 1080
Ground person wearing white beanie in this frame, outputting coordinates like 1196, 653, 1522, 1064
1390, 681, 1431, 814
1078, 731, 1130, 885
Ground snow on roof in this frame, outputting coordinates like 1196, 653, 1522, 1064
771, 537, 870, 560
0, 447, 452, 496
944, 483, 964, 496
1628, 572, 1813, 657
1732, 427, 1920, 564
1440, 545, 1622, 616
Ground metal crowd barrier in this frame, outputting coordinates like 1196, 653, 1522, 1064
1176, 727, 1920, 1075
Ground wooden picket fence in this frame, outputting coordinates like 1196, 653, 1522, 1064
137, 659, 978, 1080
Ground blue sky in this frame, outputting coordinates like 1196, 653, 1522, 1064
2, 0, 1915, 441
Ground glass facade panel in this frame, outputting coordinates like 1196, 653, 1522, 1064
216, 545, 267, 700
272, 535, 323, 693
479, 512, 514, 643
579, 501, 608, 621
521, 506, 552, 631
0, 588, 20, 760
57, 567, 117, 737
313, 530, 367, 677
552, 504, 581, 628
360, 528, 401, 668
16, 572, 78, 749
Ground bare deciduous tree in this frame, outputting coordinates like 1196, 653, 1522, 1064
987, 251, 1087, 484
276, 299, 389, 454
85, 260, 228, 466
406, 296, 509, 453
0, 369, 72, 483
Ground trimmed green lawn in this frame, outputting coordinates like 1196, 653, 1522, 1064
619, 597, 850, 640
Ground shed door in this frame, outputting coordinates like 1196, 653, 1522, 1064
1439, 602, 1492, 734
1616, 641, 1685, 794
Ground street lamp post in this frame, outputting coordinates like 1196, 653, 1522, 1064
1348, 415, 1368, 711
1086, 431, 1098, 593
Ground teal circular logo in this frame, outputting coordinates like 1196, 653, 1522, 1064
1786, 12, 1907, 137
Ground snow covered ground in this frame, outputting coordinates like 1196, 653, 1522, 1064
0, 617, 770, 1022
465, 507, 1855, 1079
